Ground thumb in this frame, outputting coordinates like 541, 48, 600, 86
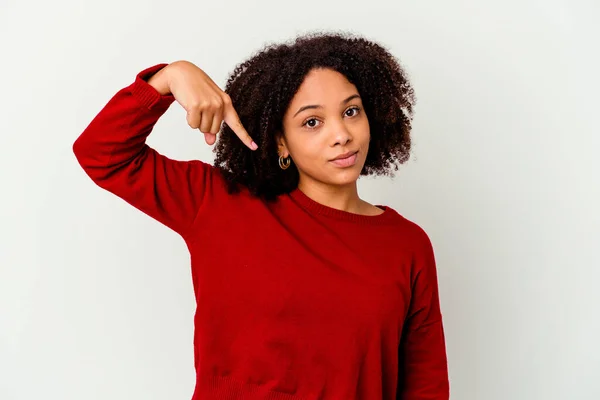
204, 132, 216, 145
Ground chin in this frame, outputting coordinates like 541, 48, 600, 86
303, 157, 366, 188
324, 168, 363, 187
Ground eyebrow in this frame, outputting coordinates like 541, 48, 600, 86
293, 94, 361, 118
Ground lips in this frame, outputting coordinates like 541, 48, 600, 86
331, 150, 358, 161
329, 150, 358, 167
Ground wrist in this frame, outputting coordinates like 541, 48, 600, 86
147, 64, 172, 96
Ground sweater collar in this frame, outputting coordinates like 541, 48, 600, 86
288, 187, 397, 225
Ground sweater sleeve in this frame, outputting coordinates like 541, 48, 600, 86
73, 63, 217, 238
397, 230, 450, 400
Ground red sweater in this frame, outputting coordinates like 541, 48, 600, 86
73, 64, 449, 400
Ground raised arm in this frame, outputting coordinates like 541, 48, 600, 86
72, 61, 256, 237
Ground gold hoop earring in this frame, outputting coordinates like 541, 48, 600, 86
279, 155, 291, 170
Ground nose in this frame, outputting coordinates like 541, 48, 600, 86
331, 120, 353, 147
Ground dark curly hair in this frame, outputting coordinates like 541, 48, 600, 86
213, 31, 416, 201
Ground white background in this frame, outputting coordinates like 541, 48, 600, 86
1, 0, 598, 399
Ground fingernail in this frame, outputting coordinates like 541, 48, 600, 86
251, 141, 258, 150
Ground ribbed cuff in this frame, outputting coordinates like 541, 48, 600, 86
130, 63, 175, 110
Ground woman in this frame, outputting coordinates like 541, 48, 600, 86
73, 32, 449, 400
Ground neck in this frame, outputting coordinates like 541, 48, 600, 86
297, 179, 363, 214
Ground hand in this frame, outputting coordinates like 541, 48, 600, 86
153, 60, 257, 150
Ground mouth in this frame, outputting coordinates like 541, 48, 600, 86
329, 150, 359, 168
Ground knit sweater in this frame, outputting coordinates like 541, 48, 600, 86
72, 64, 449, 400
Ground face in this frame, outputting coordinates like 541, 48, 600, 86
279, 68, 370, 190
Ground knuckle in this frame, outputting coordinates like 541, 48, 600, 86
211, 98, 224, 110
189, 101, 202, 111
193, 99, 210, 111
221, 93, 232, 106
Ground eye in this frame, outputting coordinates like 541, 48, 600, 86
345, 106, 361, 117
302, 117, 322, 129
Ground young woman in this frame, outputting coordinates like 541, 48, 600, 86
73, 32, 449, 400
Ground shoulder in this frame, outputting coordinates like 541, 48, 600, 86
380, 205, 435, 255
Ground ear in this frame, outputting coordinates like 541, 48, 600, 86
276, 131, 289, 157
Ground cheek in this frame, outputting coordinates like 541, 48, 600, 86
353, 120, 371, 146
361, 117, 371, 136
288, 132, 323, 158
293, 141, 324, 167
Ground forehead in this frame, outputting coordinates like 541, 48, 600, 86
291, 68, 359, 103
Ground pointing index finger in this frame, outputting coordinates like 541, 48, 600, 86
223, 103, 258, 151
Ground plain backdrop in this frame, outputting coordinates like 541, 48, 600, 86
1, 0, 598, 399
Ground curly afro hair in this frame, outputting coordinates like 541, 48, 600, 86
213, 31, 416, 201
